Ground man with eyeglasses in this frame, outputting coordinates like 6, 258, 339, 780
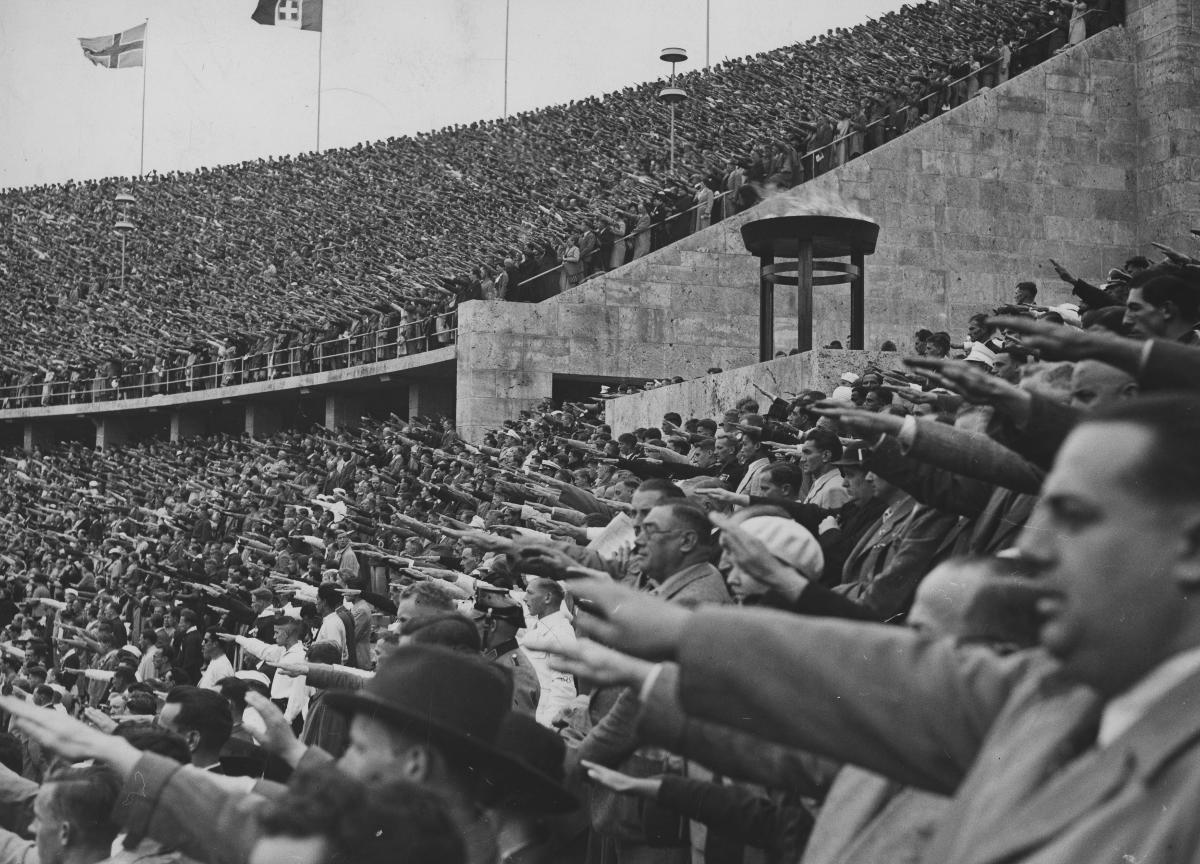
567, 501, 731, 864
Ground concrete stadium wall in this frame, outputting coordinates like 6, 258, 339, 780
604, 348, 904, 433
1130, 0, 1200, 249
456, 22, 1147, 441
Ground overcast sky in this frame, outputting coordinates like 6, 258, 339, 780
1, 0, 909, 188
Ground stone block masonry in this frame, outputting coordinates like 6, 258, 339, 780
457, 17, 1168, 441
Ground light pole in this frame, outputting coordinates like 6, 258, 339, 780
114, 193, 136, 293
657, 47, 689, 174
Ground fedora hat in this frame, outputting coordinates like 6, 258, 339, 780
325, 645, 512, 768
481, 712, 579, 813
832, 442, 868, 468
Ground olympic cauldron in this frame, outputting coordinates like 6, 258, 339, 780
740, 213, 879, 359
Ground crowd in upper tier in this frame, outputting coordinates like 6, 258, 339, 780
0, 0, 1120, 408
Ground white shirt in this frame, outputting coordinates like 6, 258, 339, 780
235, 637, 309, 722
520, 609, 578, 727
316, 612, 348, 662
197, 653, 235, 691
1098, 646, 1200, 747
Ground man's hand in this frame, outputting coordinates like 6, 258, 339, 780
690, 487, 750, 507
514, 541, 583, 579
244, 691, 307, 767
1048, 257, 1075, 284
988, 315, 1138, 365
524, 636, 654, 689
215, 632, 238, 643
811, 402, 904, 437
567, 577, 691, 662
268, 659, 310, 677
83, 707, 118, 734
0, 696, 140, 777
711, 513, 814, 595
581, 760, 663, 799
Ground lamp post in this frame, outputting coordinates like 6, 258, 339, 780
114, 193, 136, 293
657, 47, 689, 173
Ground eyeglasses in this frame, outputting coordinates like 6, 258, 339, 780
636, 525, 688, 541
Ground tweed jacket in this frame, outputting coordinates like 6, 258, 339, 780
674, 607, 1200, 864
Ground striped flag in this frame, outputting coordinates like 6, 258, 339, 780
78, 22, 146, 68
252, 0, 322, 31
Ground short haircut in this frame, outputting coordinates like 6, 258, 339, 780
654, 502, 714, 546
1016, 281, 1037, 298
317, 582, 343, 608
805, 429, 844, 462
397, 581, 456, 610
124, 691, 158, 716
41, 765, 123, 851
1079, 394, 1200, 504
1128, 268, 1200, 322
400, 612, 481, 654
308, 640, 342, 665
163, 685, 233, 752
114, 723, 191, 764
914, 328, 933, 341
635, 478, 686, 500
762, 462, 803, 492
258, 764, 465, 864
527, 578, 565, 607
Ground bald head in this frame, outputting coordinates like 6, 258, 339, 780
1068, 360, 1138, 410
907, 560, 990, 638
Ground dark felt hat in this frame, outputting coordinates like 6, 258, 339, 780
325, 645, 512, 768
482, 712, 579, 813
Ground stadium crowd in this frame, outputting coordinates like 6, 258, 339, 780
0, 0, 1120, 407
0, 231, 1194, 864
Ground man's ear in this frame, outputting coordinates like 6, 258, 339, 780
185, 730, 202, 753
1161, 300, 1179, 323
59, 820, 72, 849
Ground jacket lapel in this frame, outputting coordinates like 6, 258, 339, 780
967, 667, 1200, 864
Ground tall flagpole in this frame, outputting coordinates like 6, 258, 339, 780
503, 0, 510, 118
316, 25, 323, 151
140, 18, 149, 175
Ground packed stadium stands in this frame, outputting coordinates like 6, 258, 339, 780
0, 0, 1086, 407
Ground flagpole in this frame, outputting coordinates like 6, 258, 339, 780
316, 26, 323, 151
503, 0, 510, 118
140, 18, 149, 175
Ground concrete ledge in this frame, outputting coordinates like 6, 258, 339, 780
0, 347, 456, 421
605, 349, 905, 432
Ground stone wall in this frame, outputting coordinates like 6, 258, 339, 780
605, 349, 905, 433
1129, 0, 1200, 249
456, 24, 1142, 441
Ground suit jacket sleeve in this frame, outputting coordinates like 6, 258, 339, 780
675, 607, 1037, 795
760, 583, 882, 622
1141, 338, 1200, 391
1003, 394, 1081, 471
902, 421, 1045, 496
656, 775, 814, 855
637, 664, 829, 796
865, 438, 994, 518
114, 752, 286, 864
304, 663, 368, 691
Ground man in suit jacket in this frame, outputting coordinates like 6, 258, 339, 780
572, 501, 731, 864
568, 394, 1200, 864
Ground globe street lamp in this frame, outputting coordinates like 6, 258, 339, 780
657, 47, 689, 174
114, 192, 136, 293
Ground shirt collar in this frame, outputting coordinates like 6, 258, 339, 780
1099, 646, 1200, 747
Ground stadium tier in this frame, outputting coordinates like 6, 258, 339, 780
0, 0, 1077, 408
